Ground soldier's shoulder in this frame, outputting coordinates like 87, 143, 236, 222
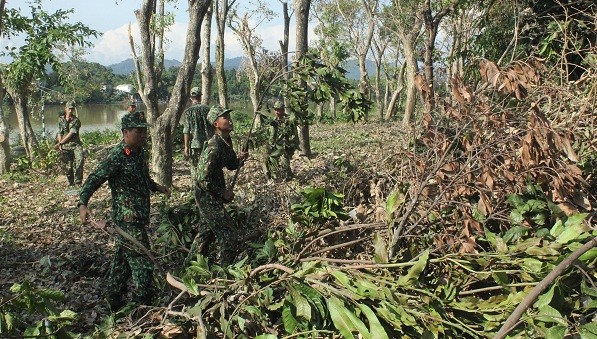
206, 134, 218, 147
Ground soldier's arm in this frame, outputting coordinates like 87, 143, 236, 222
198, 145, 226, 200
78, 152, 120, 207
58, 119, 81, 145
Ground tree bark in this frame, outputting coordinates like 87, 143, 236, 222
201, 3, 213, 105
295, 0, 312, 157
0, 2, 10, 174
215, 0, 235, 107
401, 38, 419, 126
136, 0, 211, 186
422, 0, 459, 113
0, 109, 9, 174
384, 63, 406, 121
8, 87, 37, 159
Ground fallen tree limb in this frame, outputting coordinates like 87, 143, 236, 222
113, 225, 166, 278
494, 236, 597, 339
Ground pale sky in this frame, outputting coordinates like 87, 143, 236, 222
3, 0, 313, 66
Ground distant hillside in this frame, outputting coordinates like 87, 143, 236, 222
108, 57, 374, 80
108, 59, 183, 75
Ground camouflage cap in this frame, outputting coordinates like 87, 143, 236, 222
65, 101, 76, 109
121, 111, 149, 129
190, 87, 201, 97
129, 100, 137, 106
273, 100, 284, 109
207, 105, 232, 124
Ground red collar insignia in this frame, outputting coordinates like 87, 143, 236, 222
123, 146, 132, 156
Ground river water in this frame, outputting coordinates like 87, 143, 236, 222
5, 103, 169, 145
6, 102, 257, 145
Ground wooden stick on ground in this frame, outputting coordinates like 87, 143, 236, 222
494, 236, 597, 339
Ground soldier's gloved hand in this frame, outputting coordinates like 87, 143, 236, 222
223, 190, 234, 203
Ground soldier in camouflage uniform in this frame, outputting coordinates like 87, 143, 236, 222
185, 105, 248, 267
263, 100, 297, 181
55, 101, 84, 186
77, 111, 170, 311
183, 87, 214, 181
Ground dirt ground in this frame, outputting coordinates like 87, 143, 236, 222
0, 122, 401, 334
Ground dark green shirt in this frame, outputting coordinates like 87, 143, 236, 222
183, 103, 213, 150
267, 117, 298, 154
58, 116, 82, 146
195, 134, 240, 200
78, 141, 159, 223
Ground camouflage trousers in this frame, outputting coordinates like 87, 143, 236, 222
59, 144, 84, 185
188, 148, 201, 182
106, 221, 155, 310
185, 189, 238, 267
263, 150, 293, 181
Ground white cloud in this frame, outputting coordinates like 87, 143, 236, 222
86, 20, 317, 65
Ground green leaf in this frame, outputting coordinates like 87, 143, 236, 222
254, 335, 278, 339
358, 303, 389, 339
545, 325, 567, 339
492, 272, 510, 285
535, 305, 566, 325
520, 258, 543, 273
289, 286, 312, 321
327, 296, 368, 338
282, 303, 298, 334
397, 250, 429, 285
556, 214, 590, 244
535, 284, 555, 308
385, 191, 404, 215
373, 233, 389, 264
580, 322, 597, 337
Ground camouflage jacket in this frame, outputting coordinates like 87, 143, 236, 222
58, 116, 82, 146
183, 103, 213, 150
195, 134, 240, 201
267, 117, 298, 155
78, 141, 159, 223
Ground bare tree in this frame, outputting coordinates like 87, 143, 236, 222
134, 0, 211, 186
336, 0, 378, 102
229, 12, 267, 114
215, 0, 237, 107
0, 0, 9, 174
383, 0, 423, 126
370, 14, 389, 120
422, 0, 460, 112
201, 3, 214, 105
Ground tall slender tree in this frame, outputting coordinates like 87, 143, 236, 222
201, 3, 213, 104
134, 0, 211, 186
0, 0, 9, 174
294, 0, 312, 156
215, 0, 237, 107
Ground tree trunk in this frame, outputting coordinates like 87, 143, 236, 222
384, 63, 406, 121
402, 40, 418, 126
201, 3, 213, 105
295, 0, 311, 157
316, 102, 324, 122
0, 111, 9, 174
0, 1, 11, 173
329, 96, 337, 120
279, 1, 290, 85
136, 0, 210, 186
8, 88, 37, 159
216, 0, 235, 107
